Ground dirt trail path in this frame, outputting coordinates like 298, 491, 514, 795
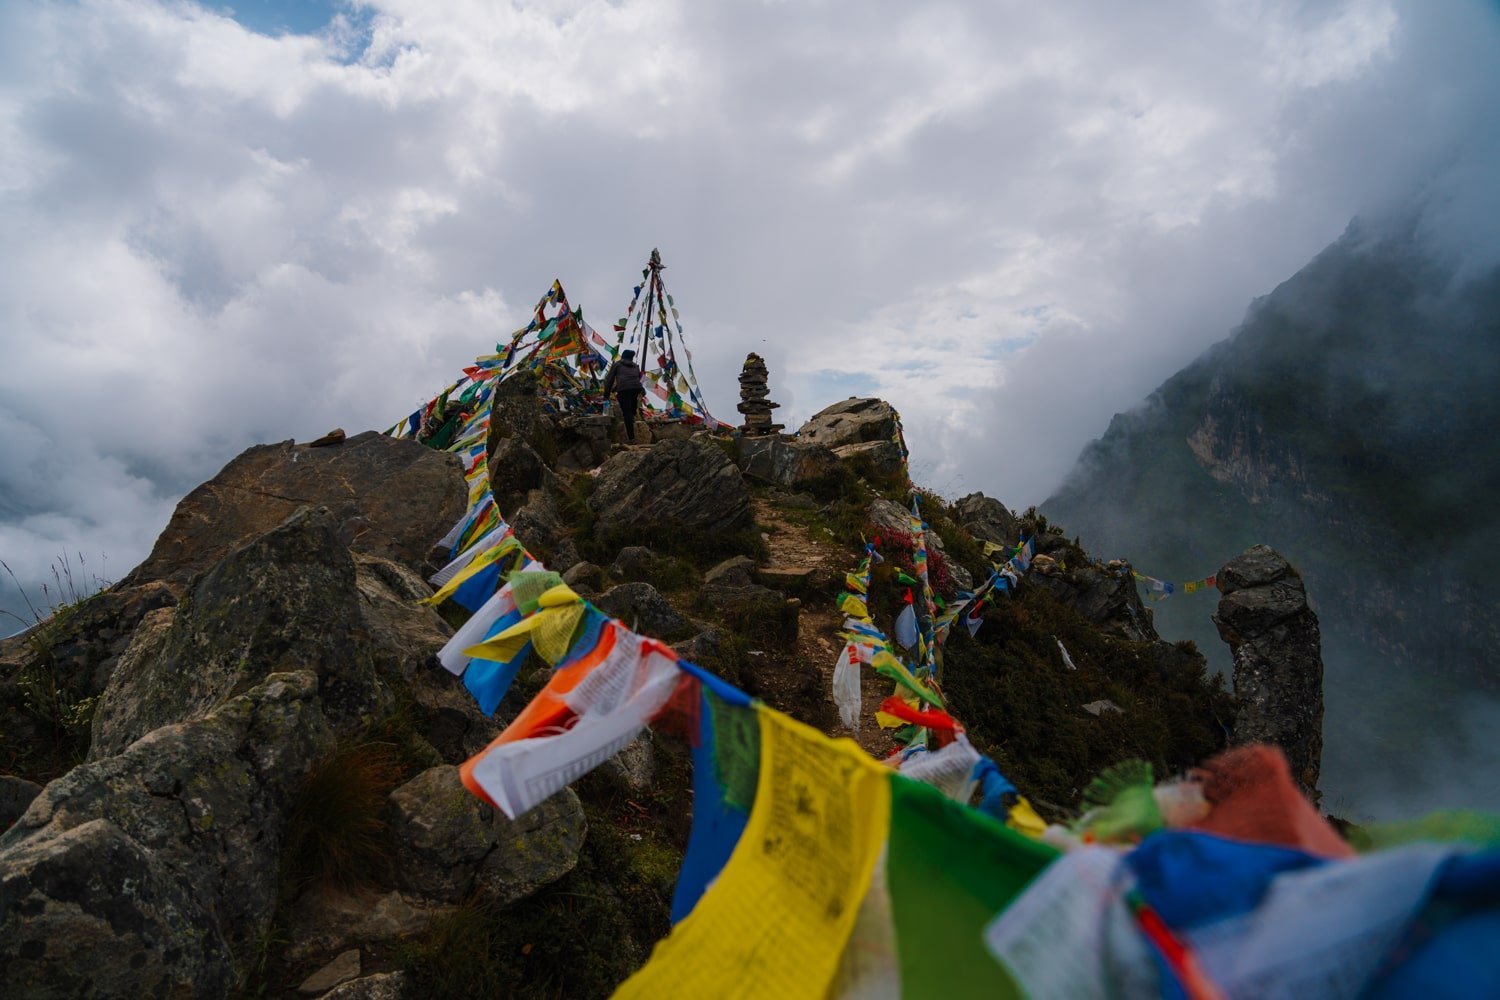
751, 494, 898, 759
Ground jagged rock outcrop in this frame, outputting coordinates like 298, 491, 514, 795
552, 413, 615, 473
953, 493, 1020, 547
1213, 545, 1324, 797
0, 581, 177, 697
1027, 557, 1159, 643
588, 439, 751, 536
387, 765, 585, 905
735, 435, 839, 489
352, 553, 452, 673
0, 583, 179, 767
0, 671, 334, 995
123, 432, 465, 589
508, 488, 580, 568
90, 507, 389, 760
831, 439, 906, 480
798, 397, 899, 449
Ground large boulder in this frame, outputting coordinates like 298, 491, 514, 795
1213, 545, 1325, 798
736, 436, 839, 489
953, 493, 1020, 547
90, 507, 388, 760
387, 765, 585, 906
121, 432, 465, 590
588, 439, 751, 537
0, 817, 231, 998
595, 583, 695, 641
0, 671, 334, 995
797, 398, 900, 449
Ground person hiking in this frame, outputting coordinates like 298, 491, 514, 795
603, 348, 644, 442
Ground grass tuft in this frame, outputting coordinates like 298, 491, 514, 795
282, 740, 406, 893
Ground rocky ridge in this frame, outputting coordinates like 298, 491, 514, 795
0, 392, 1325, 997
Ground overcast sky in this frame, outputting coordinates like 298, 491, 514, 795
1, 0, 1497, 625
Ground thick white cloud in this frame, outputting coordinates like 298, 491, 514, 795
0, 0, 1496, 625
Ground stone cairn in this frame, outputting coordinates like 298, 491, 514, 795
737, 352, 783, 436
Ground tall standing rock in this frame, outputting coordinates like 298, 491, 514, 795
1213, 544, 1325, 798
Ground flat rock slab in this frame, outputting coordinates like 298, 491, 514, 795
754, 566, 815, 588
299, 949, 361, 995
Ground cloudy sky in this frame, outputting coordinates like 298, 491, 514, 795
1, 0, 1497, 625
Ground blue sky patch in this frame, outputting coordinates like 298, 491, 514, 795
199, 0, 342, 37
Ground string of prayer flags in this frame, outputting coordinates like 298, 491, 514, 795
907, 496, 939, 677
1131, 569, 1218, 601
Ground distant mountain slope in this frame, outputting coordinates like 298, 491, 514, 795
1043, 215, 1500, 819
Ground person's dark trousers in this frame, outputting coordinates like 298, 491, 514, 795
616, 388, 642, 440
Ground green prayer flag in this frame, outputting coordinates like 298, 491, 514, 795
887, 777, 1058, 999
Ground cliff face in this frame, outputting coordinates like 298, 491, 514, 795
1043, 215, 1500, 818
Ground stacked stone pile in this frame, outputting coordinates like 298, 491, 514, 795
736, 353, 782, 436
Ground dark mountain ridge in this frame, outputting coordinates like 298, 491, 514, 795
1044, 213, 1500, 819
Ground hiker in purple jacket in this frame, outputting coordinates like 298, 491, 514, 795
603, 348, 644, 442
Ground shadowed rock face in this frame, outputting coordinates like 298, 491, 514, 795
121, 431, 465, 590
1214, 544, 1325, 798
1028, 562, 1160, 643
588, 438, 751, 536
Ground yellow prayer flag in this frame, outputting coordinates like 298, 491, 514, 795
463, 584, 584, 664
839, 595, 869, 620
615, 707, 891, 999
1007, 797, 1047, 839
